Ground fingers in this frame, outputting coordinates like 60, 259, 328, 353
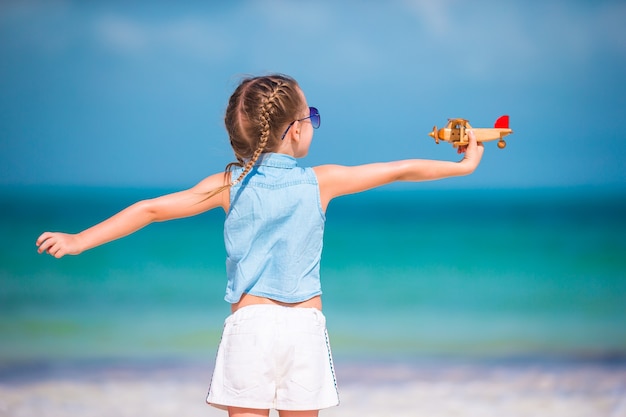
466, 129, 476, 149
469, 129, 484, 150
48, 240, 64, 258
36, 232, 53, 254
36, 232, 49, 247
457, 130, 479, 154
36, 232, 66, 258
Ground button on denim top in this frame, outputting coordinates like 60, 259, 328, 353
224, 153, 326, 304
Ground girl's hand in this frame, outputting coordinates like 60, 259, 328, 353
457, 129, 484, 170
36, 232, 83, 258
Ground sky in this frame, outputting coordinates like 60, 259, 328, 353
1, 0, 625, 190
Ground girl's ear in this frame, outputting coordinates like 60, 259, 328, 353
286, 121, 301, 143
293, 122, 301, 142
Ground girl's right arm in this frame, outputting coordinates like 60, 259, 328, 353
36, 172, 230, 259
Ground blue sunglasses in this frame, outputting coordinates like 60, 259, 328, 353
280, 107, 320, 140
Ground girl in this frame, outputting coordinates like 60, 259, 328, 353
36, 74, 484, 417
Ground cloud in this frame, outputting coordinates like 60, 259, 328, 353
93, 14, 234, 64
401, 0, 453, 37
396, 0, 626, 83
94, 14, 148, 52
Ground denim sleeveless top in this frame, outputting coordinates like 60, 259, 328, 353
224, 153, 326, 304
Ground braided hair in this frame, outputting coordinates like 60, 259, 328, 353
204, 74, 304, 200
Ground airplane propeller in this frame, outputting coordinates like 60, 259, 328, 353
429, 126, 439, 144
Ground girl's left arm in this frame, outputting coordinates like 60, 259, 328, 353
314, 131, 483, 211
36, 172, 230, 258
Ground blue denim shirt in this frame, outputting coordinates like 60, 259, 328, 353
224, 153, 326, 304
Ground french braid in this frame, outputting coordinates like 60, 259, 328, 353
202, 74, 303, 201
231, 80, 287, 186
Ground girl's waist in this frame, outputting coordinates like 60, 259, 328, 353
231, 293, 322, 313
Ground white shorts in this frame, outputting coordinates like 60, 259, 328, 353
206, 304, 339, 411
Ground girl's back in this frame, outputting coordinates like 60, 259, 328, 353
224, 153, 324, 305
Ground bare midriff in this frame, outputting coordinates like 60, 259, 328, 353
231, 293, 322, 313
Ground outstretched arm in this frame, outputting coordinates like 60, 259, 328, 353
36, 172, 230, 258
314, 130, 484, 210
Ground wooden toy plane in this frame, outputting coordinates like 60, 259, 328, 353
429, 115, 513, 149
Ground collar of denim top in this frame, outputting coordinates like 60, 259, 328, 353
255, 153, 298, 169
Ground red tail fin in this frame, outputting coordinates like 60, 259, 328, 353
494, 115, 509, 129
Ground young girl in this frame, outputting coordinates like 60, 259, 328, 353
36, 74, 484, 417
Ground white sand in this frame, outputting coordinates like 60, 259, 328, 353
1, 360, 625, 417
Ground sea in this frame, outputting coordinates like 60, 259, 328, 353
1, 185, 626, 371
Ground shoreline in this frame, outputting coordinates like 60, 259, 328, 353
2, 356, 625, 417
2, 353, 626, 383
0, 352, 626, 376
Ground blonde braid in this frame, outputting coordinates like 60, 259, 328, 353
200, 74, 302, 202
231, 81, 285, 186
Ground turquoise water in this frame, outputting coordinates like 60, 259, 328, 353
1, 186, 625, 364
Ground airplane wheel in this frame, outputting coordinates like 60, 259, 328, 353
497, 140, 506, 149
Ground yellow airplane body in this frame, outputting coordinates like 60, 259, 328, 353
429, 115, 513, 149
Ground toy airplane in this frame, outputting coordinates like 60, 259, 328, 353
429, 115, 513, 149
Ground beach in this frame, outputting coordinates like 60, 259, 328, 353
2, 358, 625, 417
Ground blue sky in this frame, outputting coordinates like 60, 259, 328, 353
1, 0, 625, 190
